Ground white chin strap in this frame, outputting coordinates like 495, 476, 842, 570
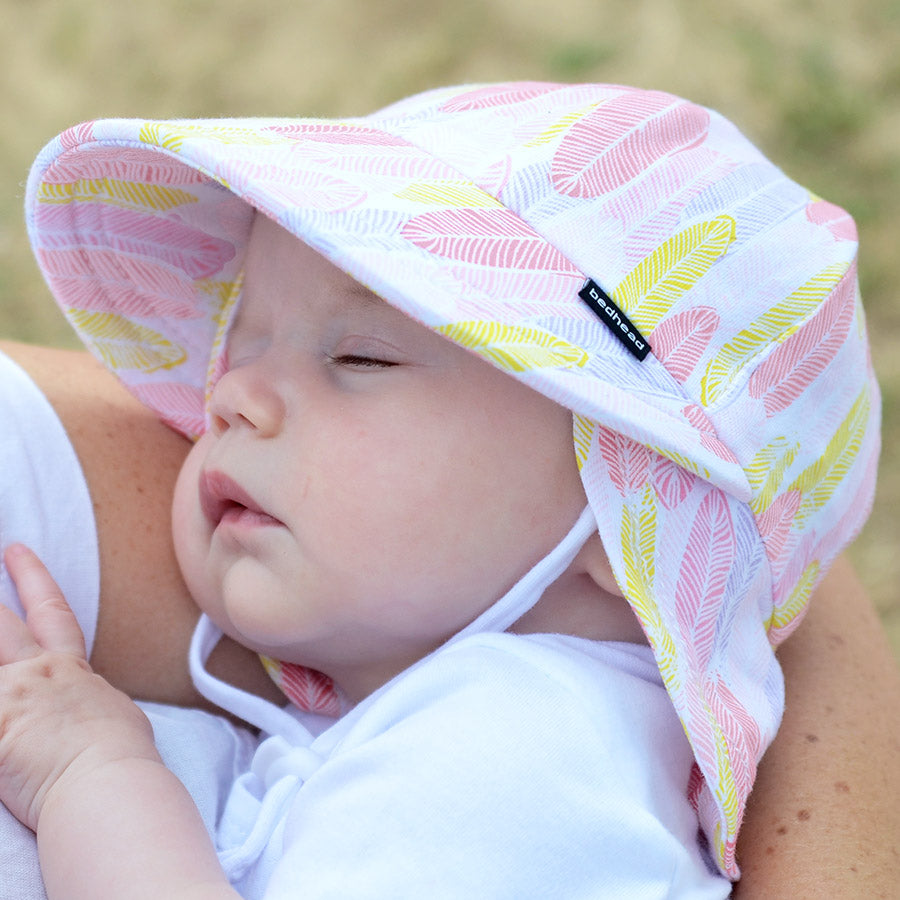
189, 504, 598, 736
443, 505, 598, 647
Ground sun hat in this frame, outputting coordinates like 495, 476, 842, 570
24, 81, 879, 877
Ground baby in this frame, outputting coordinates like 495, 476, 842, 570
0, 81, 879, 898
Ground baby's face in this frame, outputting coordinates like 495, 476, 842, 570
172, 213, 587, 701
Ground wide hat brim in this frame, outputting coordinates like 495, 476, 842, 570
27, 86, 762, 497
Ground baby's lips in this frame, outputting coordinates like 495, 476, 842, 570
199, 469, 271, 526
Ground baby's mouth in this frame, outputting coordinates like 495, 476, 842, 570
199, 470, 281, 528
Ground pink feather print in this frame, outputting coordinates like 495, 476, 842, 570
675, 491, 735, 670
595, 426, 651, 495
278, 663, 341, 716
682, 403, 716, 434
600, 147, 731, 245
56, 280, 206, 321
806, 199, 857, 242
685, 686, 720, 777
452, 267, 583, 312
551, 92, 710, 198
686, 762, 706, 815
440, 82, 560, 112
651, 455, 695, 510
252, 168, 368, 212
130, 382, 206, 439
757, 490, 801, 564
749, 263, 856, 416
650, 306, 720, 381
59, 121, 96, 151
262, 123, 410, 146
401, 208, 581, 272
39, 248, 195, 301
39, 248, 203, 318
312, 146, 455, 181
706, 677, 761, 802
681, 404, 739, 464
772, 533, 816, 605
768, 533, 818, 645
34, 204, 236, 279
479, 155, 513, 196
700, 431, 740, 464
44, 147, 211, 186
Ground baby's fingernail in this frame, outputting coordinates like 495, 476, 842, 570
4, 543, 29, 559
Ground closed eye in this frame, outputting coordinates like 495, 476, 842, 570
329, 354, 399, 369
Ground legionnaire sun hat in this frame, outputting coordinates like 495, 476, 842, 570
25, 81, 879, 877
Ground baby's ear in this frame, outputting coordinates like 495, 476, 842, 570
577, 533, 624, 598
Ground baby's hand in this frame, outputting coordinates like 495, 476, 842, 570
0, 544, 159, 832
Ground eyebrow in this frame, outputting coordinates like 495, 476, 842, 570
344, 278, 384, 307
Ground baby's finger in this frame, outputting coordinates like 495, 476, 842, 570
3, 544, 87, 659
0, 600, 42, 664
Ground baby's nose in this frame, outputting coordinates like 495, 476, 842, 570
208, 361, 286, 438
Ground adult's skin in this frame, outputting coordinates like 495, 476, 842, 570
733, 553, 900, 899
3, 340, 899, 894
0, 340, 282, 708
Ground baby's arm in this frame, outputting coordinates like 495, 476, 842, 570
0, 545, 238, 900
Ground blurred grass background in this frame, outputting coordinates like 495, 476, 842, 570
1, 0, 898, 660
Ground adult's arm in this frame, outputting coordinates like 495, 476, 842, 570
0, 340, 282, 707
734, 554, 900, 897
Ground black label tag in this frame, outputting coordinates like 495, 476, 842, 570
578, 279, 651, 361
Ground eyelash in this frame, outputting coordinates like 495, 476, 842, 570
329, 354, 398, 369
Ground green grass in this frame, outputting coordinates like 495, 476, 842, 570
2, 0, 898, 658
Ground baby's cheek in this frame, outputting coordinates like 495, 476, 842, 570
170, 443, 213, 599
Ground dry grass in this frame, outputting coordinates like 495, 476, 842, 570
1, 0, 898, 659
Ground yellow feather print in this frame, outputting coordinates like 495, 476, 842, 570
573, 414, 595, 472
394, 180, 504, 208
259, 655, 281, 681
712, 717, 741, 836
620, 487, 681, 691
196, 277, 241, 306
68, 310, 186, 373
712, 826, 726, 875
139, 123, 186, 153
205, 273, 243, 407
36, 178, 198, 212
435, 321, 589, 372
767, 561, 819, 633
139, 122, 288, 152
746, 437, 800, 516
615, 215, 736, 330
34, 183, 71, 204
650, 447, 711, 482
700, 262, 850, 407
524, 101, 604, 148
786, 387, 870, 528
620, 489, 655, 614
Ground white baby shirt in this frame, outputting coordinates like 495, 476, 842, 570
192, 619, 732, 899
